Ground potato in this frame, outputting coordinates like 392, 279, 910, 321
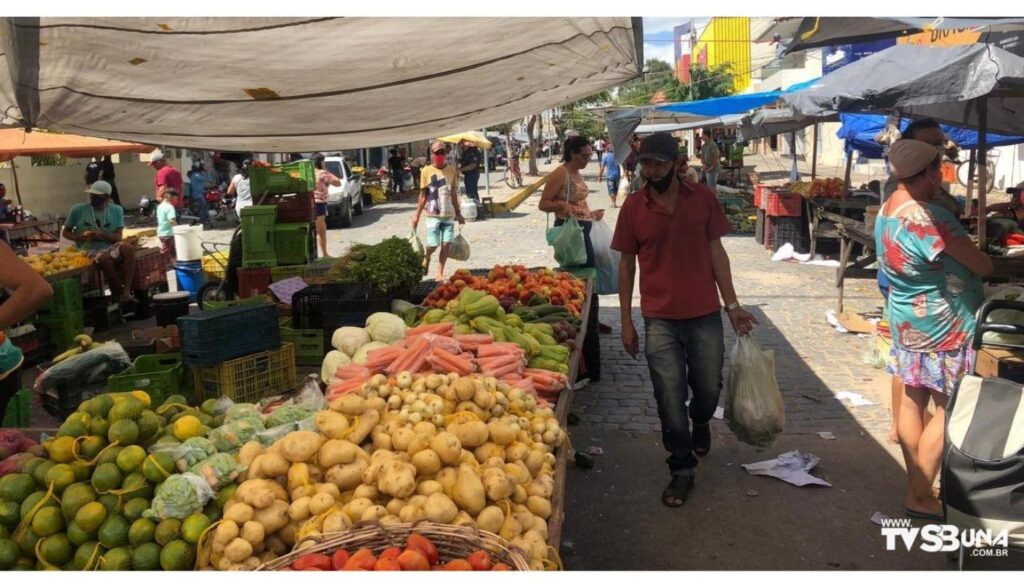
372, 432, 393, 451
473, 386, 495, 410
386, 498, 407, 517
390, 428, 415, 452
512, 484, 528, 504
398, 504, 423, 523
318, 439, 363, 469
376, 460, 417, 498
408, 494, 429, 508
315, 411, 351, 440
449, 420, 489, 448
254, 500, 290, 535
255, 452, 290, 478
421, 493, 458, 523
451, 510, 475, 526
240, 521, 265, 545
321, 511, 352, 534
430, 432, 463, 465
412, 421, 438, 437
290, 485, 316, 501
278, 523, 297, 546
455, 401, 489, 421
265, 480, 289, 502
499, 513, 522, 541
214, 520, 239, 545
331, 394, 365, 416
416, 480, 444, 496
525, 450, 546, 477
288, 496, 312, 521
483, 456, 505, 469
287, 462, 312, 492
265, 533, 287, 556
281, 431, 324, 463
527, 475, 554, 499
225, 502, 255, 524
309, 492, 336, 516
482, 468, 515, 502
504, 461, 531, 486
326, 459, 369, 491
527, 496, 552, 519
411, 449, 442, 476
452, 377, 476, 401
474, 442, 505, 463
436, 467, 458, 495
452, 463, 486, 516
238, 441, 263, 468
407, 433, 431, 456
488, 421, 516, 446
224, 538, 253, 563
360, 505, 389, 522
236, 480, 276, 509
346, 409, 380, 445
365, 397, 386, 414
476, 506, 504, 534
343, 497, 374, 521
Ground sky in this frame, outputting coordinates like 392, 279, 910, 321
642, 17, 710, 67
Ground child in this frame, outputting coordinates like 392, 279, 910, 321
157, 188, 177, 264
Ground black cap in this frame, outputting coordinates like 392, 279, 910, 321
637, 133, 678, 162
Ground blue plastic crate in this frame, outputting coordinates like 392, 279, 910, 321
178, 303, 282, 366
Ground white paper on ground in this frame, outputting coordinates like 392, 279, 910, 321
834, 391, 876, 406
801, 259, 842, 268
817, 432, 837, 440
713, 406, 725, 420
826, 310, 850, 333
742, 451, 832, 487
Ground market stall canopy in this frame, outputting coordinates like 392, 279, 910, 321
780, 44, 1024, 137
757, 17, 1024, 55
437, 131, 492, 149
0, 17, 643, 152
836, 113, 1024, 159
635, 116, 745, 136
735, 108, 839, 142
0, 128, 151, 162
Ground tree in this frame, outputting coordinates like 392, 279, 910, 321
526, 114, 540, 176
673, 63, 737, 102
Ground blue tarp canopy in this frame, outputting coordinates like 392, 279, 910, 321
837, 113, 1024, 158
653, 79, 819, 117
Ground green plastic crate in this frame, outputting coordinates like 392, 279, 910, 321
107, 353, 186, 408
241, 206, 277, 268
2, 389, 31, 428
202, 295, 274, 312
281, 327, 324, 366
250, 160, 316, 197
273, 223, 313, 266
39, 313, 85, 352
271, 265, 307, 284
39, 278, 83, 316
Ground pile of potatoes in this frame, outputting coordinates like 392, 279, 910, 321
203, 372, 566, 571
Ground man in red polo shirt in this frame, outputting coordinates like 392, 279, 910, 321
149, 149, 184, 210
611, 133, 757, 508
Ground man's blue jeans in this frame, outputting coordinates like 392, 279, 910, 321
464, 170, 480, 203
643, 312, 725, 474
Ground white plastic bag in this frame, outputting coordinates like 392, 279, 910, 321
724, 336, 785, 447
408, 230, 424, 258
590, 219, 620, 295
448, 230, 471, 261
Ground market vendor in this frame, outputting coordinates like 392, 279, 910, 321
62, 180, 137, 306
883, 119, 962, 217
0, 239, 52, 424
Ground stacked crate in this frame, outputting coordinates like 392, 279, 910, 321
35, 278, 85, 352
762, 187, 809, 253
238, 161, 318, 298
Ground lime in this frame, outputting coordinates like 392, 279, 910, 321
89, 394, 114, 419
108, 398, 143, 422
128, 518, 156, 547
142, 453, 174, 484
98, 493, 121, 516
98, 514, 130, 548
116, 445, 146, 473
130, 391, 152, 409
132, 542, 161, 570
0, 473, 36, 503
47, 436, 77, 463
99, 546, 132, 570
0, 501, 18, 528
69, 461, 92, 482
31, 461, 54, 489
91, 462, 123, 493
0, 538, 19, 570
31, 505, 64, 536
215, 484, 236, 508
44, 464, 76, 493
38, 533, 72, 566
21, 457, 46, 478
200, 399, 219, 415
74, 501, 108, 534
107, 420, 140, 446
60, 482, 96, 520
89, 416, 110, 438
203, 504, 221, 523
15, 527, 39, 556
154, 518, 181, 547
181, 513, 211, 545
96, 445, 122, 466
56, 418, 88, 439
159, 539, 195, 571
79, 435, 108, 461
19, 490, 57, 522
72, 541, 104, 570
172, 415, 202, 441
137, 411, 161, 441
119, 473, 152, 501
66, 520, 95, 546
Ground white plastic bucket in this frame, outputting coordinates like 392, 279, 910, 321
173, 225, 203, 261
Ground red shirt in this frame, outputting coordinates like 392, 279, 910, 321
611, 180, 731, 319
155, 165, 184, 206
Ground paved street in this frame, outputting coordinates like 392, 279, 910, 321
196, 157, 954, 569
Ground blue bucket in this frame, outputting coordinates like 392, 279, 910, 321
174, 260, 207, 302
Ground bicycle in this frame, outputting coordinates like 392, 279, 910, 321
503, 156, 523, 189
957, 150, 999, 194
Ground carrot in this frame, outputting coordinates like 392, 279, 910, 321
327, 377, 369, 399
420, 334, 462, 354
387, 336, 431, 374
335, 364, 372, 380
429, 347, 475, 375
477, 343, 526, 358
454, 334, 494, 351
428, 353, 473, 376
406, 323, 454, 337
476, 355, 522, 371
482, 362, 522, 378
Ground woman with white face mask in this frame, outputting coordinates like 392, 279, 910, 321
874, 139, 994, 521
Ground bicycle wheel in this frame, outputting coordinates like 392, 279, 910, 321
957, 161, 996, 193
503, 168, 515, 189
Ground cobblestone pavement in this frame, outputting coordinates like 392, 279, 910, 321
195, 157, 963, 570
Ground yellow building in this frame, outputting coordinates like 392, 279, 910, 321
693, 17, 752, 93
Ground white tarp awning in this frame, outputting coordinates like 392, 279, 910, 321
0, 17, 642, 152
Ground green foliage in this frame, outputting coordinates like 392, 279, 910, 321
350, 237, 424, 296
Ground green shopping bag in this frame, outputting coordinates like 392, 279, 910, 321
546, 216, 587, 268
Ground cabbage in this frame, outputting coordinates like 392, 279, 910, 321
209, 416, 265, 452
189, 453, 243, 490
144, 473, 214, 521
366, 312, 407, 344
265, 405, 314, 429
332, 326, 370, 356
353, 341, 390, 364
321, 350, 352, 383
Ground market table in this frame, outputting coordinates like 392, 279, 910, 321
804, 195, 875, 257
823, 210, 876, 312
0, 219, 61, 251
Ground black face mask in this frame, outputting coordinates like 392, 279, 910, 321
648, 165, 676, 193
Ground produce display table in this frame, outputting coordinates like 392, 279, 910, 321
0, 219, 61, 250
804, 195, 876, 257
821, 210, 876, 312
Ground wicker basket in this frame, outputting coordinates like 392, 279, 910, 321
257, 520, 531, 571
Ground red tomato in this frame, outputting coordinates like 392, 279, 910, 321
293, 554, 332, 571
444, 559, 474, 571
467, 550, 492, 571
397, 549, 430, 571
374, 557, 401, 571
331, 549, 351, 570
492, 563, 512, 571
343, 548, 377, 571
379, 547, 402, 560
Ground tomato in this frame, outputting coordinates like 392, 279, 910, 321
492, 563, 512, 571
293, 554, 332, 571
467, 550, 492, 571
374, 557, 401, 571
379, 547, 402, 560
444, 559, 474, 571
397, 549, 430, 571
406, 534, 439, 565
331, 549, 351, 570
343, 548, 377, 571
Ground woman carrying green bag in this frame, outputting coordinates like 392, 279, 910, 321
539, 135, 605, 385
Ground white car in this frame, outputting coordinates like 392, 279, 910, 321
323, 155, 364, 227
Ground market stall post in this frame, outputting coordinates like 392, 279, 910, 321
843, 150, 853, 192
483, 128, 490, 197
977, 99, 989, 247
789, 131, 799, 183
965, 148, 976, 218
10, 157, 23, 206
810, 123, 819, 182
